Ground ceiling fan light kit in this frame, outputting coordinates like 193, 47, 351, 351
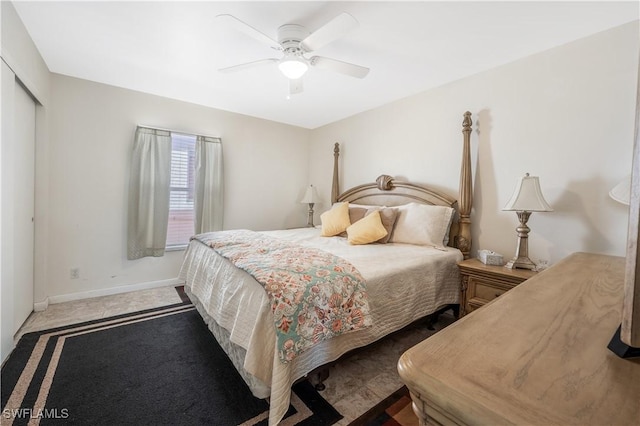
278, 55, 309, 79
276, 24, 310, 80
217, 12, 369, 95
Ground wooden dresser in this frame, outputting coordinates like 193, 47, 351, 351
398, 252, 640, 425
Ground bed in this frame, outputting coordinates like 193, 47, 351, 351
178, 112, 474, 425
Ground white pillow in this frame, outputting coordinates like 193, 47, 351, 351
389, 202, 454, 248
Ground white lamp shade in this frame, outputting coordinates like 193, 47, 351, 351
609, 176, 631, 205
503, 173, 553, 212
300, 185, 319, 204
278, 56, 309, 79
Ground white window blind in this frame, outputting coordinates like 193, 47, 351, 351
166, 133, 196, 248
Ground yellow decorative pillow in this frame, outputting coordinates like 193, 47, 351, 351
346, 210, 389, 245
320, 202, 351, 236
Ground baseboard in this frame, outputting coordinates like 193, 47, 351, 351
33, 298, 49, 312
44, 278, 184, 306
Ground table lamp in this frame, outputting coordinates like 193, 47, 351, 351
503, 173, 553, 270
609, 175, 631, 205
300, 184, 319, 227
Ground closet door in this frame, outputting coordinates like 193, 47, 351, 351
13, 81, 36, 332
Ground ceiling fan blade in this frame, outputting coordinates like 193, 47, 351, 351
310, 56, 369, 79
216, 14, 281, 51
300, 12, 358, 52
219, 58, 278, 73
289, 78, 304, 96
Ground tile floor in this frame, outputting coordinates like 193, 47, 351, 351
323, 314, 454, 425
16, 286, 183, 339
15, 285, 454, 425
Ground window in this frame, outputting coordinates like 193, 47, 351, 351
128, 125, 222, 260
166, 133, 196, 249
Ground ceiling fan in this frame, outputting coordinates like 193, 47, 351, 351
217, 12, 370, 95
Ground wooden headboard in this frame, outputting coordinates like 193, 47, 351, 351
330, 111, 473, 259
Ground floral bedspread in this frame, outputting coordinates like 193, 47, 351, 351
194, 230, 372, 362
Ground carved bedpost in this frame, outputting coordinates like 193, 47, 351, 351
331, 143, 340, 204
458, 112, 473, 259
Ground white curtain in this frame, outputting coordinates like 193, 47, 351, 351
127, 127, 172, 260
194, 136, 224, 234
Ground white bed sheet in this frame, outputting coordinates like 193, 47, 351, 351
178, 227, 462, 425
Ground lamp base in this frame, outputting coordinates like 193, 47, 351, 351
504, 256, 537, 270
505, 210, 536, 270
306, 203, 315, 228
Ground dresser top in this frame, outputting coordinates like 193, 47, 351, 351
399, 252, 640, 425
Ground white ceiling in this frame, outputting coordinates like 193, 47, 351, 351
13, 1, 639, 129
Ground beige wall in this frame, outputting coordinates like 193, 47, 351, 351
309, 21, 639, 267
46, 74, 310, 301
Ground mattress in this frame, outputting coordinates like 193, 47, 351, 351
178, 227, 462, 425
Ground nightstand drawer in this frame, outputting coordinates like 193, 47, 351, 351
458, 258, 537, 317
471, 278, 508, 302
467, 277, 510, 312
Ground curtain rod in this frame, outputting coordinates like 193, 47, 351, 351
137, 124, 221, 140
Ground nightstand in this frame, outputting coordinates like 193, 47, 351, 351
458, 258, 537, 317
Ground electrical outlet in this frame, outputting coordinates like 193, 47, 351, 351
70, 268, 80, 279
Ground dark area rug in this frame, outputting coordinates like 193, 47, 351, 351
1, 298, 341, 425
